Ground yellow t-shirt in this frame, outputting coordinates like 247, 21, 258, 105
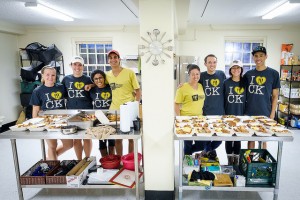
106, 68, 140, 110
175, 83, 205, 116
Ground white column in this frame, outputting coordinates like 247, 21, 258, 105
139, 0, 175, 193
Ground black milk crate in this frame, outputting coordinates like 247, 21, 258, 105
239, 149, 277, 186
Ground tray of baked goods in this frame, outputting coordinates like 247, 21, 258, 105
228, 122, 255, 137
10, 118, 45, 131
174, 115, 293, 138
210, 122, 234, 137
269, 127, 294, 137
246, 123, 273, 136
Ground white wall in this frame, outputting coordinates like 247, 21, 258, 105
0, 32, 21, 123
176, 25, 300, 72
18, 26, 140, 75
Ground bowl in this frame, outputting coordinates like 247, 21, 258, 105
121, 153, 142, 171
100, 155, 121, 169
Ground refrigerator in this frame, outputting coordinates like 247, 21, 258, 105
174, 56, 200, 93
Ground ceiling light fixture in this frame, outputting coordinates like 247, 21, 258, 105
262, 1, 300, 20
25, 2, 74, 21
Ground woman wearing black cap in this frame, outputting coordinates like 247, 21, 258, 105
224, 60, 246, 165
90, 69, 115, 156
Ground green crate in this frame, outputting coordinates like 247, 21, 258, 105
239, 149, 277, 186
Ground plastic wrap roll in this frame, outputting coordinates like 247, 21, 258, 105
120, 104, 131, 132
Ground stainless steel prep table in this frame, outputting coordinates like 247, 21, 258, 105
175, 134, 294, 200
0, 129, 142, 200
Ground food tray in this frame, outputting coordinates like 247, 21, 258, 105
211, 123, 233, 136
68, 111, 96, 129
175, 116, 193, 123
193, 127, 213, 137
174, 126, 193, 137
46, 124, 67, 132
270, 127, 293, 137
28, 127, 46, 132
232, 124, 255, 137
174, 122, 192, 128
253, 129, 273, 136
9, 125, 28, 131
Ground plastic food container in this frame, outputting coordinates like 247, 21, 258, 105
61, 125, 78, 135
100, 155, 121, 169
121, 153, 142, 171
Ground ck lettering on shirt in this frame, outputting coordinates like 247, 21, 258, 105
244, 67, 280, 117
62, 75, 93, 109
200, 70, 226, 115
30, 84, 66, 110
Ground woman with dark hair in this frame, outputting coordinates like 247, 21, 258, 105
89, 69, 115, 156
174, 64, 206, 155
224, 60, 246, 165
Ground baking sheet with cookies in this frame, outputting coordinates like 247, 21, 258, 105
174, 115, 293, 137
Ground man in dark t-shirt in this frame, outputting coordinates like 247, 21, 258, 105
187, 54, 225, 155
243, 46, 280, 149
200, 70, 226, 115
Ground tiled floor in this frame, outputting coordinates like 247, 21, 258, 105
0, 131, 299, 200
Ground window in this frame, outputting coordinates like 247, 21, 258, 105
76, 42, 112, 76
224, 40, 264, 77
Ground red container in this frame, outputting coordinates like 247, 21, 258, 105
121, 153, 142, 171
100, 155, 121, 169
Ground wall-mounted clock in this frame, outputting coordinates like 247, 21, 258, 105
139, 29, 173, 66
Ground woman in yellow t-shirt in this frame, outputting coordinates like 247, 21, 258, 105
175, 64, 205, 155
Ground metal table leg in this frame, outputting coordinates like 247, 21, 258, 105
11, 139, 24, 200
134, 138, 139, 200
258, 141, 262, 149
274, 141, 283, 200
179, 140, 183, 200
40, 139, 46, 160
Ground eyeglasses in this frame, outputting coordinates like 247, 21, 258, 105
94, 77, 104, 81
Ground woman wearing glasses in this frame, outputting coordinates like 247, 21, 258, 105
224, 60, 246, 165
89, 69, 115, 157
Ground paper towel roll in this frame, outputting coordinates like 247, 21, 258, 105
120, 104, 131, 132
126, 101, 139, 127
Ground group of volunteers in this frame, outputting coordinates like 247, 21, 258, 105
174, 46, 280, 164
30, 50, 141, 160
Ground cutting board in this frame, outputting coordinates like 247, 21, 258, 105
213, 174, 233, 187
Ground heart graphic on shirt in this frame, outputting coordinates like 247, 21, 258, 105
51, 91, 62, 100
101, 92, 111, 100
74, 82, 84, 90
234, 87, 244, 95
256, 76, 266, 85
210, 79, 220, 87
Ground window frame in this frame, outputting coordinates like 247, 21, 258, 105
73, 38, 112, 76
224, 37, 266, 77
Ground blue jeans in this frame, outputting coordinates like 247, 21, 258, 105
184, 140, 222, 155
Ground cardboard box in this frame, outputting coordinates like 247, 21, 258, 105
66, 157, 96, 187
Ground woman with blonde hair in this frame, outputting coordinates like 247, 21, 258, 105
30, 66, 73, 160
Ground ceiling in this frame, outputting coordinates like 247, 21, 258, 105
0, 0, 300, 30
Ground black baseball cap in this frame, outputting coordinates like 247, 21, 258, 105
252, 46, 267, 56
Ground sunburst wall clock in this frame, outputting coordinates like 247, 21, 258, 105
138, 29, 173, 66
